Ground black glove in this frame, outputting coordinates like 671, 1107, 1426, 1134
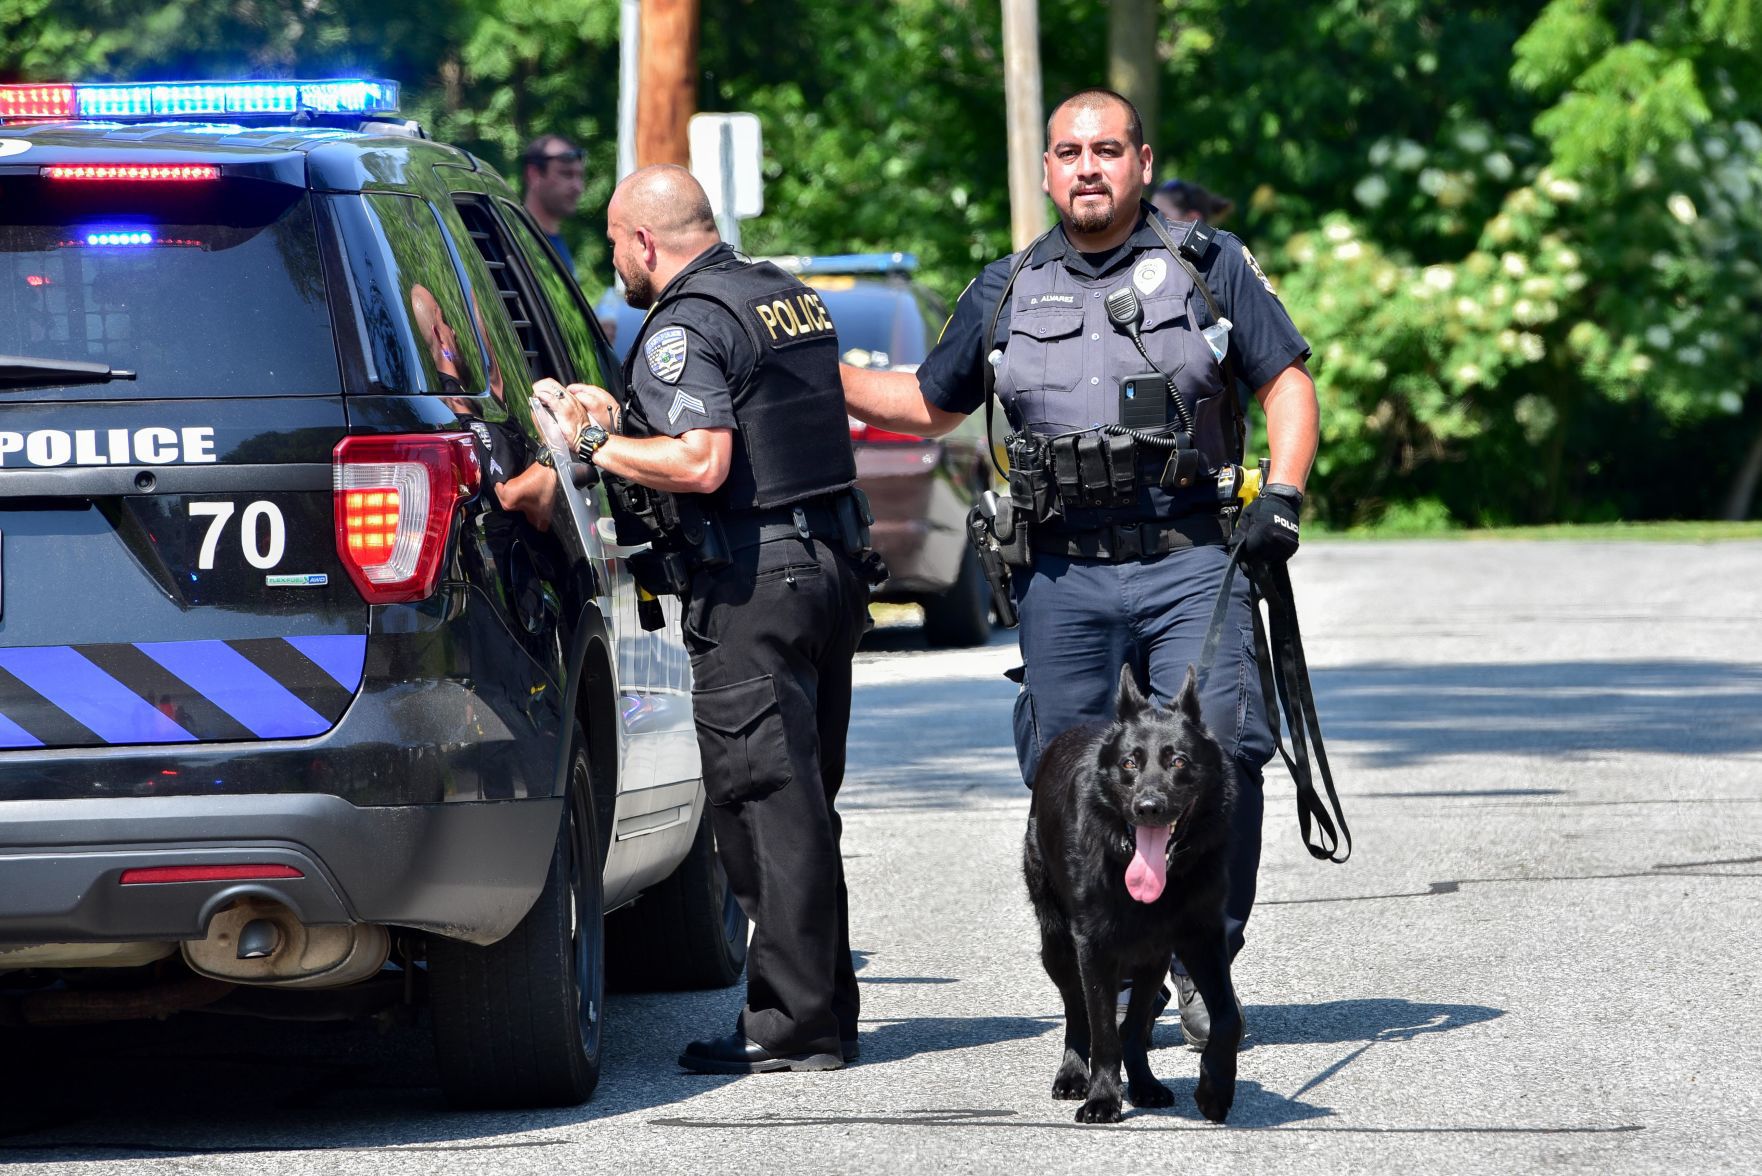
1234, 484, 1302, 566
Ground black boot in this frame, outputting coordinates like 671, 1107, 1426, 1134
678, 1031, 843, 1075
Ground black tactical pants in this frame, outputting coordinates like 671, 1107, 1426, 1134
684, 534, 869, 1056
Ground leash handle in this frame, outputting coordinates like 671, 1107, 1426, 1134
1197, 550, 1351, 865
1256, 562, 1352, 863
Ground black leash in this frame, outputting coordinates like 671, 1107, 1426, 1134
1198, 546, 1351, 864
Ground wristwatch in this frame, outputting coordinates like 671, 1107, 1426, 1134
573, 422, 610, 464
1263, 482, 1305, 509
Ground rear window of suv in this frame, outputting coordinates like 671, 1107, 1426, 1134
0, 176, 339, 399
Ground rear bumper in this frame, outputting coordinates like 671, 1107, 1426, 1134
0, 793, 562, 947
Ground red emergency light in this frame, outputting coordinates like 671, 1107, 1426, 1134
42, 164, 220, 183
0, 84, 75, 122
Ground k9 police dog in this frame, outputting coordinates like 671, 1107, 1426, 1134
1023, 665, 1241, 1124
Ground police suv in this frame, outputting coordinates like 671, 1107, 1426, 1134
0, 79, 740, 1108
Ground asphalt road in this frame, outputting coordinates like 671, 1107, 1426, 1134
4, 539, 1760, 1174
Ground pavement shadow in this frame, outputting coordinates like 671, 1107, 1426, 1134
854, 1014, 1059, 1065
0, 984, 747, 1160
1247, 996, 1504, 1047
1317, 659, 1762, 766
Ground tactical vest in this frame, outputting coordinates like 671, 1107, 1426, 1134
994, 229, 1238, 522
624, 256, 858, 511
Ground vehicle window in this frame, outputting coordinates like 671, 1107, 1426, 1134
498, 201, 614, 391
336, 192, 486, 396
0, 176, 339, 399
435, 199, 530, 422
812, 285, 925, 367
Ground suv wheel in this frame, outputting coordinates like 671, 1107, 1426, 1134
606, 808, 748, 990
428, 736, 604, 1108
921, 545, 993, 648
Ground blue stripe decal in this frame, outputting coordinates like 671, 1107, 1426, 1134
0, 711, 43, 749
137, 640, 329, 740
0, 646, 195, 744
284, 634, 368, 691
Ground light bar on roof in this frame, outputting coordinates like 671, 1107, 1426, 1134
44, 164, 220, 182
771, 252, 919, 276
0, 78, 399, 123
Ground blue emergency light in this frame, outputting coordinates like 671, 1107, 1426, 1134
0, 78, 398, 123
771, 252, 919, 277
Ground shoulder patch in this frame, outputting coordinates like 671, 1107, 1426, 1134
645, 326, 689, 384
1242, 245, 1277, 298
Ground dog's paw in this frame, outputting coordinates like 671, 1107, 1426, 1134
1128, 1078, 1176, 1108
1051, 1059, 1089, 1099
1074, 1096, 1123, 1124
1193, 1069, 1234, 1124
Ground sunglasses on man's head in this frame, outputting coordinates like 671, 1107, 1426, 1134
531, 148, 584, 165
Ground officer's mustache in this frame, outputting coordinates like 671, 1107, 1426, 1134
1070, 182, 1113, 201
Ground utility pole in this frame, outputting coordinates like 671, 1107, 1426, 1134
1001, 0, 1048, 250
635, 0, 698, 168
1108, 0, 1159, 159
617, 0, 640, 181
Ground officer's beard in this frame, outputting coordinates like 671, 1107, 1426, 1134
1066, 184, 1118, 235
619, 260, 655, 310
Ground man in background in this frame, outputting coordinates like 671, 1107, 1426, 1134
522, 133, 586, 276
1152, 177, 1234, 226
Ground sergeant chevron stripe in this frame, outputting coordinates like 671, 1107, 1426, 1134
0, 635, 366, 749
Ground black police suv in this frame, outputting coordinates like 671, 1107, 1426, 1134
0, 78, 742, 1108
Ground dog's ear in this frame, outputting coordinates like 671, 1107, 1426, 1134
1176, 664, 1204, 725
1115, 663, 1149, 721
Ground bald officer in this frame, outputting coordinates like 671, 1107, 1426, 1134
538, 165, 876, 1075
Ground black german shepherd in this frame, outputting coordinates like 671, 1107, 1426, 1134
1023, 664, 1240, 1124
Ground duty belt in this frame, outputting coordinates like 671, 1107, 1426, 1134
720, 494, 850, 550
1033, 513, 1226, 562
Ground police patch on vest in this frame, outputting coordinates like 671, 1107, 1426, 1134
747, 289, 837, 348
645, 326, 689, 384
1242, 246, 1278, 298
1133, 257, 1167, 297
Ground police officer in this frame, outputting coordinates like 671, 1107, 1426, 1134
842, 89, 1318, 1047
537, 165, 874, 1074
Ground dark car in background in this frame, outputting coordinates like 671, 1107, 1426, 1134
597, 252, 996, 647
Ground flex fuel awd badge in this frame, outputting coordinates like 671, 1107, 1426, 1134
266, 573, 328, 588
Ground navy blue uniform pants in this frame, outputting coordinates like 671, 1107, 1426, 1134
1012, 542, 1273, 961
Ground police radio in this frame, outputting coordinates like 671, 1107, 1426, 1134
1104, 285, 1194, 437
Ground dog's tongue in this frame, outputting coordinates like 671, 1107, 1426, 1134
1125, 825, 1172, 903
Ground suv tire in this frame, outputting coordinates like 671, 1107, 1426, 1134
606, 809, 748, 991
921, 545, 993, 648
428, 736, 604, 1109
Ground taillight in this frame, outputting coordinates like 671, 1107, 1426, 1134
848, 418, 924, 444
120, 864, 304, 885
43, 164, 220, 182
333, 434, 480, 604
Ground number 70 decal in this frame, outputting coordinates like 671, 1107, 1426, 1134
189, 500, 287, 570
